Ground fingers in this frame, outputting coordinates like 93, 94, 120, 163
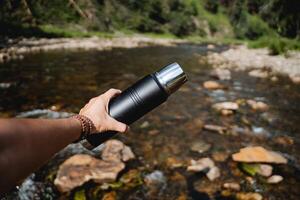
103, 88, 121, 101
107, 117, 128, 133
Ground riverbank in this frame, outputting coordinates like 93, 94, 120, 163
0, 36, 185, 63
202, 45, 300, 84
1, 36, 300, 84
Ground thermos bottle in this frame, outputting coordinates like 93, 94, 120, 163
82, 62, 187, 149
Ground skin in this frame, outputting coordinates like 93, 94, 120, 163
0, 88, 128, 194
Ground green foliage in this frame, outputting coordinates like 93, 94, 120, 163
73, 189, 86, 200
249, 36, 300, 55
240, 163, 259, 176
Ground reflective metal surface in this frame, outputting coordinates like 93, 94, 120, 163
155, 62, 188, 94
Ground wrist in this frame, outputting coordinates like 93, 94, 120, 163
71, 115, 96, 142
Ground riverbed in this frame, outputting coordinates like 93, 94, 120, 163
1, 44, 299, 199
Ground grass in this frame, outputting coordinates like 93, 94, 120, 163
37, 24, 300, 55
248, 36, 300, 55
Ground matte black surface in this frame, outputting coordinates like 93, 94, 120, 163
86, 74, 168, 147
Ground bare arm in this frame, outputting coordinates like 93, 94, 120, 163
0, 89, 127, 193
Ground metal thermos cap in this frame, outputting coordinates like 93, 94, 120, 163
155, 63, 188, 94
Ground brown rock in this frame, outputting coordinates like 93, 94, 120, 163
54, 154, 125, 193
246, 100, 269, 111
223, 182, 241, 191
102, 191, 117, 200
212, 151, 229, 162
232, 146, 287, 164
101, 139, 135, 162
248, 69, 269, 78
204, 124, 227, 134
236, 192, 263, 200
203, 81, 225, 90
210, 69, 231, 80
184, 118, 204, 134
221, 109, 234, 116
274, 135, 294, 146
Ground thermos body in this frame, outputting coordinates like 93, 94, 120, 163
86, 75, 168, 147
83, 63, 187, 149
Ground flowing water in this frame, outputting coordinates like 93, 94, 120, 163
0, 44, 300, 200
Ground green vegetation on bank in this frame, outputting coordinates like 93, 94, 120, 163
0, 0, 299, 54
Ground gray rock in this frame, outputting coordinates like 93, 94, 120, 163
257, 164, 273, 177
190, 141, 211, 154
187, 157, 215, 172
210, 69, 231, 80
206, 166, 220, 181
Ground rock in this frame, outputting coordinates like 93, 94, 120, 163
187, 157, 215, 172
246, 100, 269, 111
274, 135, 294, 146
166, 157, 185, 169
204, 124, 227, 134
221, 109, 234, 116
102, 191, 117, 200
101, 140, 135, 162
213, 102, 239, 112
223, 182, 241, 191
248, 69, 269, 78
144, 170, 167, 195
206, 166, 220, 181
232, 146, 287, 164
207, 44, 215, 49
210, 69, 231, 80
267, 175, 283, 184
148, 129, 160, 136
184, 118, 204, 134
257, 164, 273, 177
190, 140, 211, 154
140, 121, 150, 128
289, 75, 300, 84
0, 82, 12, 89
212, 151, 229, 162
203, 81, 225, 90
54, 154, 125, 193
236, 192, 263, 200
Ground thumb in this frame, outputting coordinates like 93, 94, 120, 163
107, 117, 128, 133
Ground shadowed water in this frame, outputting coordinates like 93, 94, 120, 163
0, 44, 299, 199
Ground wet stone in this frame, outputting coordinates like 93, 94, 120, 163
223, 182, 241, 191
190, 140, 211, 154
267, 175, 283, 184
232, 146, 287, 164
212, 102, 239, 112
203, 81, 225, 90
206, 166, 220, 181
257, 164, 273, 177
210, 68, 231, 80
204, 124, 227, 134
187, 157, 215, 172
236, 192, 263, 200
101, 139, 135, 162
248, 69, 269, 78
246, 100, 269, 111
212, 151, 229, 162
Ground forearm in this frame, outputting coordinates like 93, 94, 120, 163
0, 118, 81, 192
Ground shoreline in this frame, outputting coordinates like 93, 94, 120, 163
1, 36, 300, 84
0, 36, 185, 63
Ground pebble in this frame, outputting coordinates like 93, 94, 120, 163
236, 192, 263, 200
246, 100, 269, 111
203, 81, 225, 90
206, 166, 220, 181
248, 69, 269, 78
267, 175, 283, 184
204, 124, 227, 134
190, 140, 211, 154
212, 102, 239, 111
210, 68, 231, 80
212, 151, 229, 162
223, 182, 241, 191
187, 157, 215, 172
257, 164, 273, 177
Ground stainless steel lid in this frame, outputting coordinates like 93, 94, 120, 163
155, 62, 188, 94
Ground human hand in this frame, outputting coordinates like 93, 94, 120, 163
79, 89, 128, 134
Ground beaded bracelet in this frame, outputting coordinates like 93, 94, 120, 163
72, 114, 95, 142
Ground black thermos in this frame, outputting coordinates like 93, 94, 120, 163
82, 63, 187, 149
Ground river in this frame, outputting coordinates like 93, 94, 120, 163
0, 44, 299, 199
